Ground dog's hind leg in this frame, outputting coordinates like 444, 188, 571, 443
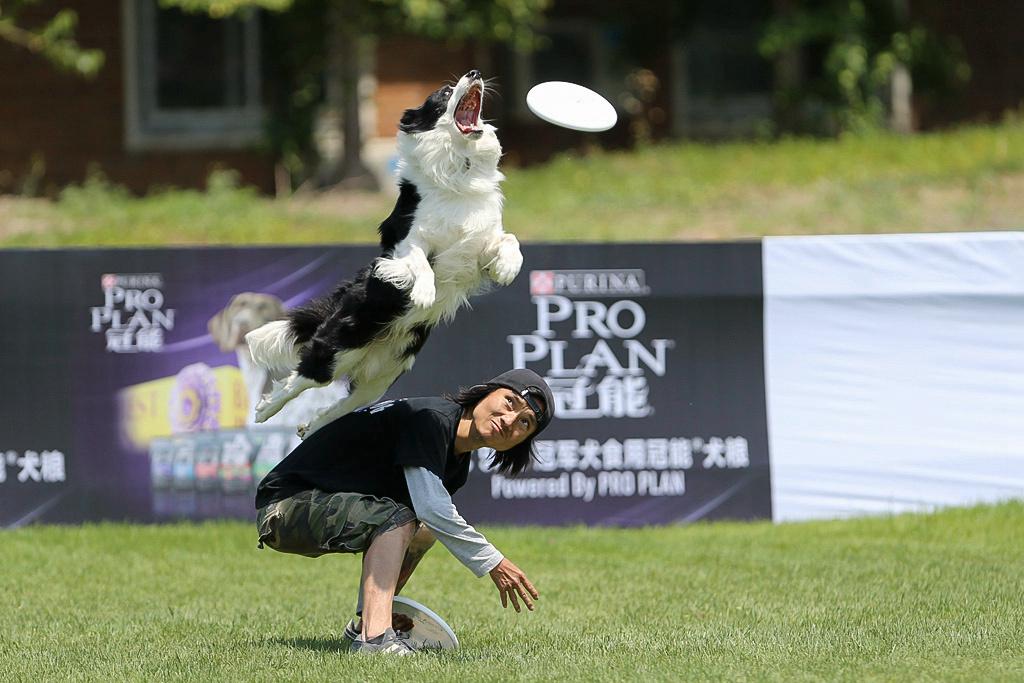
297, 273, 409, 373
297, 378, 390, 440
254, 371, 321, 423
254, 331, 341, 423
295, 334, 340, 385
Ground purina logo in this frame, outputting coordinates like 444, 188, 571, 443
529, 269, 650, 297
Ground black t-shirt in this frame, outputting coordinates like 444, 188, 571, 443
254, 397, 470, 510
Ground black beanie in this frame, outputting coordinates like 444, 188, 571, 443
474, 368, 555, 433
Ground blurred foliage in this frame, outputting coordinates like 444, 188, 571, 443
260, 0, 330, 186
760, 0, 970, 135
368, 0, 551, 50
0, 0, 104, 76
621, 68, 663, 146
165, 0, 550, 186
161, 0, 293, 16
167, 0, 550, 46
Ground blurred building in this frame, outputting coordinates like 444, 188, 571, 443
0, 0, 1021, 195
0, 1, 275, 194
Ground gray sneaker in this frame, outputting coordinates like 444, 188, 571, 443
341, 618, 360, 646
349, 628, 417, 656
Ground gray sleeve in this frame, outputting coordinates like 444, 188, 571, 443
403, 466, 504, 578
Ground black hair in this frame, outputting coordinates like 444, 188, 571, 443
447, 384, 538, 476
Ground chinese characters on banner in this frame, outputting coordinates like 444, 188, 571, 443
0, 450, 66, 484
485, 436, 750, 502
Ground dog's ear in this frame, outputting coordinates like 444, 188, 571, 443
400, 106, 427, 134
400, 84, 452, 133
207, 306, 234, 351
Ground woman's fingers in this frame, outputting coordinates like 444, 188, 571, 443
507, 584, 521, 612
516, 582, 535, 611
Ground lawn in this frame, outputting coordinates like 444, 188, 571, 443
2, 120, 1023, 247
2, 502, 1023, 681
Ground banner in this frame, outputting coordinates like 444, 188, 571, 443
0, 243, 771, 528
764, 232, 1024, 521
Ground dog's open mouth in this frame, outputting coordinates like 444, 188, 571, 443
455, 83, 483, 135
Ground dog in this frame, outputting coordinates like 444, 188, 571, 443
207, 292, 347, 427
245, 69, 523, 438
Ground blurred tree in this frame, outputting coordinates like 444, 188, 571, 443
0, 0, 104, 76
760, 0, 969, 135
165, 0, 550, 190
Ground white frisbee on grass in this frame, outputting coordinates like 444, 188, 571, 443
526, 81, 618, 132
392, 595, 460, 650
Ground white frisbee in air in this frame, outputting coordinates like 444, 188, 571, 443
526, 81, 617, 132
392, 595, 460, 650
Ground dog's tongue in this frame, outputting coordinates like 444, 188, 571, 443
456, 86, 481, 133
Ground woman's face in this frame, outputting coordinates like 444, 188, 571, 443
470, 388, 541, 451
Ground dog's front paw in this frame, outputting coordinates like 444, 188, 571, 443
374, 257, 415, 290
489, 248, 523, 286
409, 277, 436, 308
298, 413, 332, 440
254, 378, 291, 423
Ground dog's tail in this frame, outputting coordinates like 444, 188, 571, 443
245, 320, 301, 372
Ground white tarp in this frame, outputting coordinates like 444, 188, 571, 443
764, 232, 1024, 521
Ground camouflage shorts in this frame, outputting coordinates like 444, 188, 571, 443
256, 489, 417, 558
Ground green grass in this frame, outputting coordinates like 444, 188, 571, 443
3, 120, 1024, 247
0, 171, 374, 248
2, 503, 1023, 681
502, 121, 1024, 240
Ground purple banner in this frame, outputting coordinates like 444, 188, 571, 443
0, 243, 769, 527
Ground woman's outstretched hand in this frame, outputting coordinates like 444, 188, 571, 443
488, 558, 539, 612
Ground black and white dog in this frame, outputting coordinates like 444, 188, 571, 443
246, 69, 522, 437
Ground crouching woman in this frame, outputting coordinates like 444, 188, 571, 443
255, 369, 555, 655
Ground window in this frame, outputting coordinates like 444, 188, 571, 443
122, 0, 263, 150
671, 0, 774, 136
